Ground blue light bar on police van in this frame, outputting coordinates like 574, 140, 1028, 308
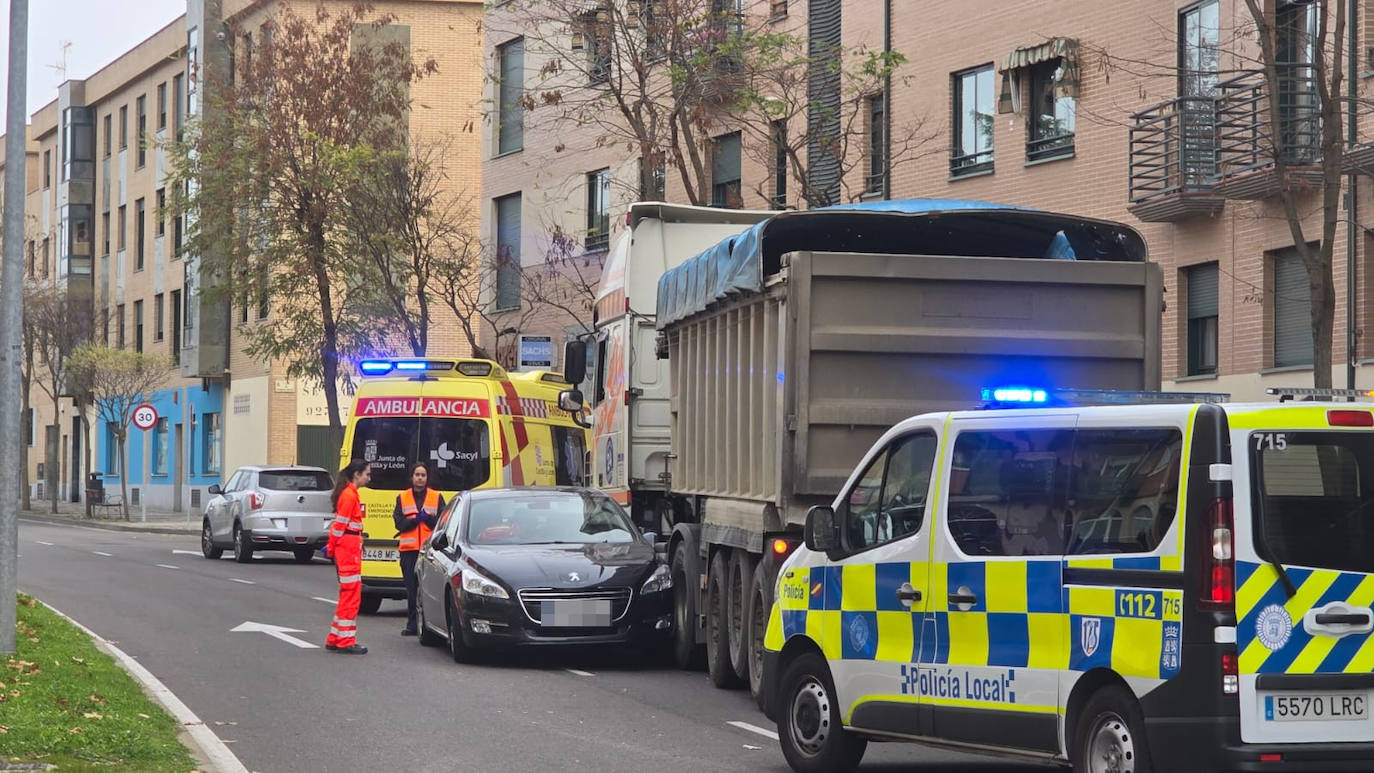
981, 386, 1047, 404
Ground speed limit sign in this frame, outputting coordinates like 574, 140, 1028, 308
131, 404, 159, 431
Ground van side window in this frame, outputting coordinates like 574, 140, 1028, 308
553, 426, 587, 485
947, 429, 1069, 557
1065, 429, 1182, 555
839, 432, 937, 552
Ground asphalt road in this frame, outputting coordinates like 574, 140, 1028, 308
17, 519, 1058, 773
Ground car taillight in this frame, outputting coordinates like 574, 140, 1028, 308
249, 492, 264, 510
1201, 497, 1234, 610
1328, 409, 1374, 427
1221, 650, 1239, 694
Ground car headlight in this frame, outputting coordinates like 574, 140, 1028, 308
640, 563, 673, 595
460, 566, 509, 599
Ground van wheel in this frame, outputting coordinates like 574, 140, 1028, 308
727, 551, 757, 682
706, 550, 742, 688
201, 520, 222, 560
359, 593, 382, 615
777, 651, 866, 773
746, 558, 772, 712
670, 545, 704, 670
232, 524, 253, 564
1073, 685, 1152, 773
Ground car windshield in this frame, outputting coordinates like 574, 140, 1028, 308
466, 492, 636, 546
350, 416, 491, 491
1253, 430, 1374, 573
258, 471, 332, 491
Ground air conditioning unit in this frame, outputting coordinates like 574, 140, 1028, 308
190, 489, 201, 508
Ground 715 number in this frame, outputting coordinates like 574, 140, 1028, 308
1255, 433, 1288, 451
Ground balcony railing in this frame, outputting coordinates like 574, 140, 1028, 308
1214, 65, 1322, 197
1127, 95, 1222, 221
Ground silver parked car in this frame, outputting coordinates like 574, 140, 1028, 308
201, 466, 336, 564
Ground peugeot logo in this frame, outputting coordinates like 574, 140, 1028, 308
567, 572, 581, 583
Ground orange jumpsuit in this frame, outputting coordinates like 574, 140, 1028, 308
326, 483, 364, 649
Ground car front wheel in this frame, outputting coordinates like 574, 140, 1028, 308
777, 651, 866, 773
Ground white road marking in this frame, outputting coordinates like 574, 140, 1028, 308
157, 564, 179, 570
312, 596, 336, 605
727, 721, 779, 741
564, 668, 596, 677
230, 621, 319, 649
93, 551, 113, 557
172, 550, 202, 556
229, 578, 255, 585
34, 599, 249, 773
37, 540, 54, 546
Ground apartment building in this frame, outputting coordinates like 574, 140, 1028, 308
490, 0, 1374, 401
14, 0, 484, 511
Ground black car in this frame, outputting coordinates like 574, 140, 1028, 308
415, 487, 673, 661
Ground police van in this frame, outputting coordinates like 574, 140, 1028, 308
762, 387, 1374, 772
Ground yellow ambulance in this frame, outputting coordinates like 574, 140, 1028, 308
339, 356, 590, 613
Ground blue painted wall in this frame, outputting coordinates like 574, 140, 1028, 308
97, 382, 224, 489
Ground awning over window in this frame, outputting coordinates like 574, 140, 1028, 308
1000, 37, 1078, 73
997, 37, 1080, 114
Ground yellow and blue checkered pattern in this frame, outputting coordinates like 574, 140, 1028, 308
1237, 560, 1374, 675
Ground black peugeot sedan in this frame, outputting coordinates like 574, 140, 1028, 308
415, 487, 673, 662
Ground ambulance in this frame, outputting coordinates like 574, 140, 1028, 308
763, 386, 1374, 772
339, 356, 590, 613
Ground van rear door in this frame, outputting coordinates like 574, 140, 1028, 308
1233, 408, 1374, 744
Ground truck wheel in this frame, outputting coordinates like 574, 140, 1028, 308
706, 550, 743, 688
777, 651, 866, 773
359, 593, 382, 615
746, 558, 772, 712
727, 550, 757, 682
670, 545, 704, 670
1072, 685, 1152, 773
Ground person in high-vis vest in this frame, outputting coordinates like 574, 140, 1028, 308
325, 460, 371, 654
393, 462, 445, 636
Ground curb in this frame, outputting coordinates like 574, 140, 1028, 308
19, 512, 199, 535
30, 597, 250, 773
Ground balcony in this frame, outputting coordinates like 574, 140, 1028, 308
1213, 66, 1323, 199
1127, 96, 1223, 222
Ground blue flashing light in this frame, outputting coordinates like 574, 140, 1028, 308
395, 360, 427, 371
982, 386, 1048, 404
359, 360, 393, 375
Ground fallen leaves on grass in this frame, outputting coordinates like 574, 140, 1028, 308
68, 727, 83, 735
82, 712, 103, 720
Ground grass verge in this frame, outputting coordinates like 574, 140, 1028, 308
1, 594, 199, 772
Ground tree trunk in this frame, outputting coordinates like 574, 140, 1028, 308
308, 217, 345, 454
118, 433, 131, 522
51, 387, 61, 514
1311, 264, 1337, 388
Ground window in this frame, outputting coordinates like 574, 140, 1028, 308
156, 189, 166, 236
770, 0, 787, 17
1276, 0, 1321, 163
116, 304, 126, 349
946, 429, 1070, 556
259, 471, 333, 491
134, 300, 144, 353
1065, 429, 1183, 555
349, 417, 491, 491
151, 418, 169, 476
106, 421, 121, 476
43, 150, 50, 188
1027, 60, 1076, 160
170, 289, 182, 364
1186, 262, 1218, 375
117, 205, 126, 251
581, 9, 612, 84
642, 0, 667, 62
839, 432, 938, 552
40, 238, 49, 278
866, 94, 886, 193
155, 293, 165, 341
203, 413, 221, 474
952, 65, 995, 175
135, 95, 147, 167
172, 74, 184, 139
103, 114, 112, 157
586, 168, 611, 250
1253, 431, 1374, 573
157, 83, 167, 130
553, 426, 587, 486
497, 39, 524, 155
101, 212, 110, 255
711, 132, 741, 208
639, 154, 665, 201
135, 198, 145, 270
494, 193, 521, 310
1179, 1, 1220, 97
1273, 248, 1313, 367
771, 120, 787, 208
257, 267, 270, 319
119, 105, 127, 149
172, 207, 183, 259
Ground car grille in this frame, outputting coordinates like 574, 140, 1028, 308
516, 588, 632, 625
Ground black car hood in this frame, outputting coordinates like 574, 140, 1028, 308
464, 541, 655, 590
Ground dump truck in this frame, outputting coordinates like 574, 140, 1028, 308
584, 199, 1163, 705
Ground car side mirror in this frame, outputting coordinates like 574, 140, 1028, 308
642, 531, 657, 547
804, 505, 839, 553
564, 339, 587, 385
430, 532, 449, 552
207, 484, 222, 496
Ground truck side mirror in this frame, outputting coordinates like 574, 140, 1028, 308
564, 340, 587, 385
559, 389, 592, 429
804, 505, 839, 553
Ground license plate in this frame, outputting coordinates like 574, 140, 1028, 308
1265, 693, 1370, 722
362, 548, 398, 562
543, 599, 611, 627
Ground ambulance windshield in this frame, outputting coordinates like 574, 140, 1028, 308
1253, 431, 1374, 573
350, 417, 491, 492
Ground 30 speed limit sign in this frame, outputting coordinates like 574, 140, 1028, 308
131, 404, 159, 431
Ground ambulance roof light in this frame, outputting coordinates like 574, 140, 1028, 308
359, 360, 392, 375
395, 360, 427, 371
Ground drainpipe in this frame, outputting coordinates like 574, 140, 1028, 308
1347, 0, 1358, 389
882, 0, 892, 198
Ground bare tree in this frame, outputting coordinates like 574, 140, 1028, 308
66, 346, 168, 521
26, 284, 94, 512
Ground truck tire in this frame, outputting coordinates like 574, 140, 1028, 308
727, 550, 757, 683
669, 544, 705, 670
707, 550, 743, 688
746, 558, 773, 712
777, 651, 867, 773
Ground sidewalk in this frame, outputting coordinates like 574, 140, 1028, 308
19, 498, 201, 534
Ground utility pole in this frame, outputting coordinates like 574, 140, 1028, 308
1, 0, 30, 655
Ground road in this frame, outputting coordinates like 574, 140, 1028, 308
17, 519, 1057, 773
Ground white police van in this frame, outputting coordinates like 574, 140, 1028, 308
762, 387, 1374, 772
